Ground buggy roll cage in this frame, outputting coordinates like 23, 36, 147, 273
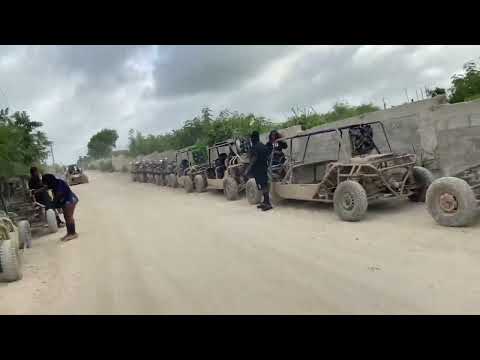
272, 121, 392, 166
175, 146, 198, 167
207, 137, 250, 167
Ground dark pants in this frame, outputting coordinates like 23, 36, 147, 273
256, 180, 271, 206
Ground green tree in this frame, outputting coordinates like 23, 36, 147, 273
87, 128, 118, 159
0, 109, 51, 178
282, 103, 380, 130
449, 59, 480, 103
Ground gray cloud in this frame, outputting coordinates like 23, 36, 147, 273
151, 45, 298, 96
0, 45, 479, 164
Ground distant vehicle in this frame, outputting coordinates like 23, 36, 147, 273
65, 165, 89, 186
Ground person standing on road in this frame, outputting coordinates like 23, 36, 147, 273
28, 167, 65, 228
42, 174, 79, 241
245, 131, 272, 211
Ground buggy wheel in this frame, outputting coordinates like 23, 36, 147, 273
426, 177, 477, 227
184, 176, 194, 193
18, 220, 31, 249
46, 209, 58, 233
409, 166, 434, 202
40, 207, 46, 222
333, 180, 368, 222
0, 238, 23, 282
170, 174, 178, 188
194, 175, 207, 193
224, 176, 239, 201
246, 178, 261, 205
270, 183, 283, 206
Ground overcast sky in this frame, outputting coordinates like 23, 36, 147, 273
0, 45, 479, 164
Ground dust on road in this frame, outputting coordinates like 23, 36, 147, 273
1, 171, 479, 314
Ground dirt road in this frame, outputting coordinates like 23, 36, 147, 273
1, 171, 479, 314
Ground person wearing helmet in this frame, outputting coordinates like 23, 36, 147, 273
245, 131, 272, 211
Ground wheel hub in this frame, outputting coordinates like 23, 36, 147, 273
439, 192, 458, 213
342, 193, 354, 210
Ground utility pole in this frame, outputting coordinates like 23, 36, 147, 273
404, 88, 409, 103
382, 97, 387, 110
416, 89, 419, 101
50, 142, 55, 166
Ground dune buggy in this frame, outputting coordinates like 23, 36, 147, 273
167, 147, 208, 193
155, 158, 168, 186
194, 137, 255, 201
66, 164, 89, 185
269, 121, 433, 221
145, 160, 157, 184
0, 177, 58, 248
131, 161, 140, 182
137, 161, 149, 183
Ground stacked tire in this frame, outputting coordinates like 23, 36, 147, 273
0, 219, 23, 282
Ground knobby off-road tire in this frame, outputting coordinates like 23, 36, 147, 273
168, 174, 178, 188
224, 176, 239, 201
426, 177, 477, 227
246, 178, 262, 205
184, 176, 194, 193
18, 220, 31, 249
333, 180, 368, 222
194, 175, 207, 193
409, 166, 434, 202
269, 183, 283, 206
0, 238, 23, 282
46, 209, 58, 233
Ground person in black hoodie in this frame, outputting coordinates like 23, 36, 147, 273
245, 131, 272, 211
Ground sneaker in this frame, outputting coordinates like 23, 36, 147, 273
58, 222, 66, 228
261, 204, 273, 211
257, 203, 266, 209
